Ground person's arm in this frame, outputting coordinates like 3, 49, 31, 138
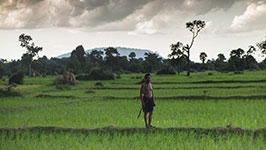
140, 84, 145, 107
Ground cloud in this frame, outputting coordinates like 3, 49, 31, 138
230, 1, 266, 32
0, 0, 246, 34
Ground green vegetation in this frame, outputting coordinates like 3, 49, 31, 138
1, 71, 266, 149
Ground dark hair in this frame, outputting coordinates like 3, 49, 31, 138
144, 73, 151, 79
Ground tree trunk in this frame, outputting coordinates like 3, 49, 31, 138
187, 50, 190, 76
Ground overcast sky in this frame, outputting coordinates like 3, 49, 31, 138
1, 0, 266, 62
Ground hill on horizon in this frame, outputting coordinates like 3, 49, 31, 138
56, 47, 162, 59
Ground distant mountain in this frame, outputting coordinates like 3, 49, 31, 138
56, 47, 161, 59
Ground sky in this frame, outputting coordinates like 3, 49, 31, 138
0, 0, 266, 62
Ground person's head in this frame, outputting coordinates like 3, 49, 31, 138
144, 73, 151, 83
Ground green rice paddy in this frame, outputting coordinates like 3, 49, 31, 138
1, 71, 266, 149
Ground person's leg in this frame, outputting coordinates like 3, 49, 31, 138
148, 111, 153, 126
144, 111, 148, 127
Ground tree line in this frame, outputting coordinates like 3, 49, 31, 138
0, 20, 266, 79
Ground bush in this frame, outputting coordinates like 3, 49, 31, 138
88, 67, 114, 80
8, 70, 25, 85
0, 84, 21, 97
76, 74, 89, 80
157, 68, 176, 75
76, 68, 114, 81
208, 72, 213, 76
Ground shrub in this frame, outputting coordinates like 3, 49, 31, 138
88, 67, 114, 80
0, 84, 21, 97
208, 72, 213, 76
76, 74, 89, 80
76, 68, 114, 81
8, 70, 25, 85
157, 68, 176, 75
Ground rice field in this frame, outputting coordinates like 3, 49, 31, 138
1, 71, 266, 149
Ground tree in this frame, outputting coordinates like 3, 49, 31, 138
215, 53, 226, 72
199, 52, 207, 64
21, 53, 32, 70
71, 45, 86, 67
230, 48, 244, 58
88, 50, 104, 64
185, 20, 206, 76
19, 34, 42, 77
228, 48, 245, 71
144, 52, 162, 72
66, 54, 81, 73
0, 59, 7, 78
0, 63, 4, 79
168, 42, 185, 75
129, 52, 136, 62
104, 47, 120, 72
243, 46, 257, 70
217, 53, 226, 62
257, 36, 266, 55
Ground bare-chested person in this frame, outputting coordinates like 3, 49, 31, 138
140, 73, 156, 128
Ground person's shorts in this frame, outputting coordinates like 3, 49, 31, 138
143, 97, 155, 112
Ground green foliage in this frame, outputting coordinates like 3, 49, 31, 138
66, 54, 81, 74
0, 84, 21, 97
76, 74, 89, 80
0, 63, 5, 78
157, 67, 176, 75
128, 63, 143, 73
90, 67, 114, 80
76, 67, 114, 80
8, 70, 25, 85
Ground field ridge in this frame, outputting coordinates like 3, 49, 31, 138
1, 126, 266, 136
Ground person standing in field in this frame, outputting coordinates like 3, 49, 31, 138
140, 73, 156, 128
